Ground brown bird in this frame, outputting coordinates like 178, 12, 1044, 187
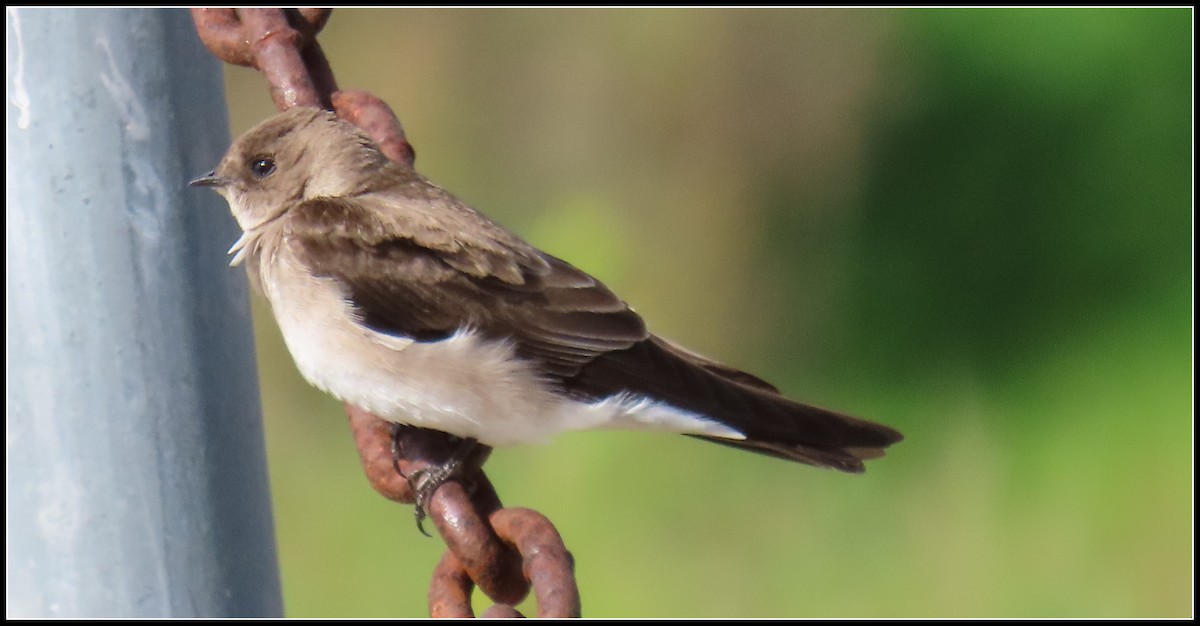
193, 107, 902, 510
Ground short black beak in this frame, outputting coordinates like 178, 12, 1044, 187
189, 171, 227, 188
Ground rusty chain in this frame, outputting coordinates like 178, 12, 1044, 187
190, 8, 581, 618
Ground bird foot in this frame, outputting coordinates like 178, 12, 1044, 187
390, 426, 480, 536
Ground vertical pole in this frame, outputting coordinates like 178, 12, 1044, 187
5, 8, 283, 617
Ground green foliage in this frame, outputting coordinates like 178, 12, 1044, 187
841, 8, 1191, 381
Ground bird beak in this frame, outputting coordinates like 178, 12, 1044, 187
189, 171, 228, 188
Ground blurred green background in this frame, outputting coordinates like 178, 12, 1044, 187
219, 8, 1192, 618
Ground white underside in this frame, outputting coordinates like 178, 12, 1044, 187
253, 237, 745, 447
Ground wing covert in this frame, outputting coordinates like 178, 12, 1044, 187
285, 196, 648, 378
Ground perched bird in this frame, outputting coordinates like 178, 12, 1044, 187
193, 107, 902, 508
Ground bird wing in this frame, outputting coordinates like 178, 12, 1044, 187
284, 191, 647, 379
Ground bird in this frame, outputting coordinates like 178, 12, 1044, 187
192, 106, 903, 515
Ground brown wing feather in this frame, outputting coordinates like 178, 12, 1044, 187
286, 195, 646, 377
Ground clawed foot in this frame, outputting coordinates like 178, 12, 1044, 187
408, 460, 469, 536
390, 426, 480, 537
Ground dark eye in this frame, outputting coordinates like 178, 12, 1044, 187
250, 157, 275, 178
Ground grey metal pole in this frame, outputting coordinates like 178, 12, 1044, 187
5, 8, 283, 617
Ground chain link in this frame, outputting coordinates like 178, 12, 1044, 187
191, 8, 581, 617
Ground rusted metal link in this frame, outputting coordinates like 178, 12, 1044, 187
191, 7, 330, 65
332, 90, 417, 169
191, 7, 579, 616
427, 476, 526, 605
430, 552, 528, 618
491, 508, 580, 617
191, 8, 334, 110
428, 509, 581, 618
193, 9, 415, 166
348, 405, 542, 607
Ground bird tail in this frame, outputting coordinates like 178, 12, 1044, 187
570, 335, 903, 472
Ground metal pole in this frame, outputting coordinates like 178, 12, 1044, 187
5, 8, 283, 617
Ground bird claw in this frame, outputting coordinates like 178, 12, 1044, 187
409, 462, 461, 537
389, 425, 479, 536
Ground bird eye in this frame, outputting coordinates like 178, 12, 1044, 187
250, 157, 276, 178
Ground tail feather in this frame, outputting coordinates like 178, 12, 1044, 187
692, 434, 894, 473
567, 335, 903, 472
